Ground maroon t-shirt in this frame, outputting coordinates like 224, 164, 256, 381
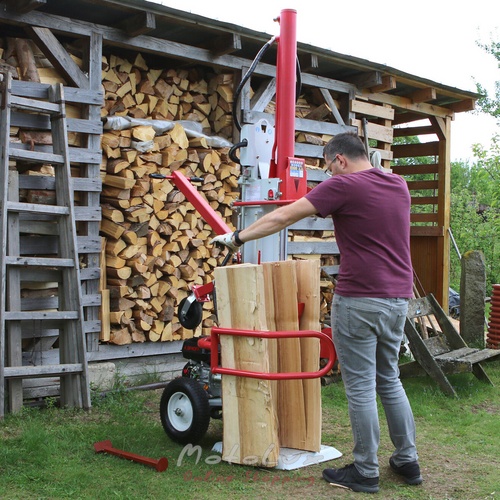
305, 168, 413, 298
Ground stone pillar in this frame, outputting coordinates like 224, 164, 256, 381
460, 250, 486, 346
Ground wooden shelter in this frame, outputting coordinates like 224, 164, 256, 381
0, 0, 480, 403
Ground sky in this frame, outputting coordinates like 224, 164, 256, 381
150, 0, 499, 162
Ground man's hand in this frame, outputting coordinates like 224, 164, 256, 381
210, 232, 241, 252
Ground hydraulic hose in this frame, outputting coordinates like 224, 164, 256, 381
232, 36, 276, 132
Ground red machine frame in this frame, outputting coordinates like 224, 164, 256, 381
151, 10, 336, 381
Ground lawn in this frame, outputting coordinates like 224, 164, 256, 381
1, 360, 499, 500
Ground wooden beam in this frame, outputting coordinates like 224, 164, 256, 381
351, 99, 395, 120
393, 125, 436, 137
0, 8, 357, 95
410, 226, 444, 237
27, 26, 89, 89
352, 118, 393, 143
447, 98, 476, 113
431, 116, 447, 140
370, 75, 397, 93
392, 141, 440, 159
209, 32, 241, 56
348, 71, 382, 90
410, 87, 437, 103
392, 163, 439, 176
6, 0, 46, 14
250, 78, 276, 113
393, 112, 430, 125
364, 91, 454, 119
298, 52, 318, 72
407, 179, 439, 191
320, 88, 345, 126
116, 11, 156, 38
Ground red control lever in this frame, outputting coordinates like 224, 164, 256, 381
93, 440, 168, 472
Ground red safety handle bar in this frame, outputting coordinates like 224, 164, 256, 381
210, 327, 336, 380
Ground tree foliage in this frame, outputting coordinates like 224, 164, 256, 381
450, 34, 500, 295
449, 158, 499, 296
475, 39, 500, 121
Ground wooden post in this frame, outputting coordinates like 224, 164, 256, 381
214, 264, 280, 467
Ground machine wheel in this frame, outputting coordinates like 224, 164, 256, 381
160, 377, 210, 444
178, 297, 203, 330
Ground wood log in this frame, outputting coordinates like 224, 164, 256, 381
296, 259, 322, 452
15, 38, 40, 82
214, 264, 280, 467
262, 261, 307, 450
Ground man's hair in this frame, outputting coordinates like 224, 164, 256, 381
323, 132, 368, 161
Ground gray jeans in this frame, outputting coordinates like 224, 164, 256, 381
331, 295, 418, 478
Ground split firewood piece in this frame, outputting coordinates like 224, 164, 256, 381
262, 260, 307, 451
214, 264, 280, 468
296, 259, 322, 453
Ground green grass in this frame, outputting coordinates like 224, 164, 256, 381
1, 360, 499, 500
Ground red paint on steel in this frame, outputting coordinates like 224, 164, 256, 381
94, 440, 168, 472
274, 9, 296, 183
171, 171, 231, 235
232, 200, 293, 206
487, 284, 500, 349
210, 327, 336, 380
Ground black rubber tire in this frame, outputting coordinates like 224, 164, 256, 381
178, 297, 203, 330
160, 377, 210, 444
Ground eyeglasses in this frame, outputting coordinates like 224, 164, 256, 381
324, 154, 341, 175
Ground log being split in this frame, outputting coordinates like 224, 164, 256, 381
214, 259, 323, 466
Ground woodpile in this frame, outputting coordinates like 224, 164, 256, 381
97, 54, 246, 345
1, 38, 340, 344
100, 53, 235, 140
99, 125, 240, 344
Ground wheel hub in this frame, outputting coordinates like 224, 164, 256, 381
168, 392, 194, 431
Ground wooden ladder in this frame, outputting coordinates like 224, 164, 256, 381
0, 71, 90, 417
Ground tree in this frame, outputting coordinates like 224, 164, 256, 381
475, 39, 500, 121
447, 33, 500, 296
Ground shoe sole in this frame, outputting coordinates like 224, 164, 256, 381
389, 461, 423, 485
326, 482, 380, 494
401, 476, 423, 485
323, 472, 380, 494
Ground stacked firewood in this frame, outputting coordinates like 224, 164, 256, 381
99, 123, 240, 344
99, 55, 243, 344
2, 38, 339, 343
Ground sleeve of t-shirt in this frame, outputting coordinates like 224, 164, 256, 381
305, 177, 346, 218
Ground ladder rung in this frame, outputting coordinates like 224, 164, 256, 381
5, 256, 75, 268
6, 201, 70, 216
10, 95, 61, 115
5, 311, 79, 321
8, 146, 64, 164
4, 364, 84, 379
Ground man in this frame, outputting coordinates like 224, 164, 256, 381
211, 132, 422, 493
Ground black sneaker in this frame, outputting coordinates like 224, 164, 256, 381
322, 463, 380, 493
389, 457, 423, 485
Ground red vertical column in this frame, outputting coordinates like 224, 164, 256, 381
274, 9, 297, 193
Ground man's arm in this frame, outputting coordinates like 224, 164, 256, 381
238, 197, 317, 243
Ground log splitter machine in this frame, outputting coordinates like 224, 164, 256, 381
152, 9, 336, 445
